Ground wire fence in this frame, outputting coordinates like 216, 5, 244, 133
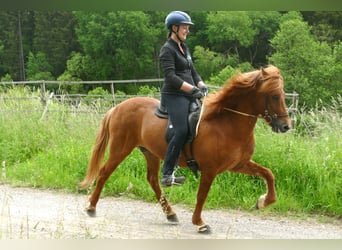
0, 79, 299, 127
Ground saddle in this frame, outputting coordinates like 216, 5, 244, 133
155, 99, 202, 178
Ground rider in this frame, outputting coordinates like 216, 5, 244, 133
159, 11, 208, 187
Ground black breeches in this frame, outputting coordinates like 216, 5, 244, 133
161, 94, 191, 176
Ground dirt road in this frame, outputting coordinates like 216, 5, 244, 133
0, 184, 341, 239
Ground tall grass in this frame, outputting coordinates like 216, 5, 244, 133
1, 86, 341, 218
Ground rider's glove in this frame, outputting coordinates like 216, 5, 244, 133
190, 86, 204, 99
200, 84, 208, 96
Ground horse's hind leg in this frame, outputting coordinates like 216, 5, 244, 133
87, 144, 134, 213
139, 147, 178, 223
230, 160, 276, 209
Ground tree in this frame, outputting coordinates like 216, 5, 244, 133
192, 45, 227, 81
0, 39, 3, 53
206, 11, 257, 58
73, 11, 158, 81
32, 11, 80, 78
207, 62, 253, 86
269, 12, 340, 107
58, 52, 84, 81
26, 51, 54, 80
0, 11, 34, 80
302, 11, 342, 45
185, 11, 211, 51
245, 11, 281, 67
144, 11, 169, 78
204, 11, 281, 67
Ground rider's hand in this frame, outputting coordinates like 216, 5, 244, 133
200, 84, 208, 96
190, 86, 204, 99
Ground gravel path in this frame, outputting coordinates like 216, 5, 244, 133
0, 184, 341, 239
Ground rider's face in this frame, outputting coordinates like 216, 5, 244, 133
173, 24, 189, 41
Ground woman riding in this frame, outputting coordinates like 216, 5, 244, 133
159, 11, 208, 187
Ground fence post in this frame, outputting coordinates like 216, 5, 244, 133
110, 81, 116, 105
1, 160, 6, 180
40, 80, 46, 105
290, 92, 299, 129
40, 92, 54, 121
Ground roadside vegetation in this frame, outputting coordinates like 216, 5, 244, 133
1, 11, 342, 108
1, 11, 342, 239
1, 86, 341, 219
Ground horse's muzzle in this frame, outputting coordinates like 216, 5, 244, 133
272, 120, 291, 133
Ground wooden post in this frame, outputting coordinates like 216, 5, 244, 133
40, 92, 54, 121
41, 80, 46, 105
289, 92, 299, 129
110, 81, 116, 105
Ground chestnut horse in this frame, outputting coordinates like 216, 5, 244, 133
80, 65, 291, 234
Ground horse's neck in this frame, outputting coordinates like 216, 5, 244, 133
202, 97, 259, 134
225, 113, 257, 133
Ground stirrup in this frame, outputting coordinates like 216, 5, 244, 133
161, 175, 186, 187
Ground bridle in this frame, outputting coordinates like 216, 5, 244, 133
223, 94, 289, 127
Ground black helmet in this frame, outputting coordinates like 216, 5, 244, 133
165, 11, 194, 30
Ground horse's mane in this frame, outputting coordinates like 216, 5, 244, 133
203, 65, 283, 120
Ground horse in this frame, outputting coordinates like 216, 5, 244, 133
80, 65, 291, 234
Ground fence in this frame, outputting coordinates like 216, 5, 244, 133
0, 79, 299, 127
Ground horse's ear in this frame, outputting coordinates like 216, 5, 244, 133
259, 65, 283, 93
261, 67, 267, 76
262, 65, 280, 78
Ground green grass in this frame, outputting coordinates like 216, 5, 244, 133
1, 86, 341, 219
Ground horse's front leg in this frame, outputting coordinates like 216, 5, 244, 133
192, 172, 216, 234
231, 160, 276, 209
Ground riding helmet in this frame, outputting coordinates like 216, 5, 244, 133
165, 11, 194, 30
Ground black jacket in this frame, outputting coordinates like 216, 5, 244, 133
159, 38, 202, 96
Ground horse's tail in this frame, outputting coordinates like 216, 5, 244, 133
79, 108, 113, 188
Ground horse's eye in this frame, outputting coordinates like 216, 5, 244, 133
272, 95, 280, 102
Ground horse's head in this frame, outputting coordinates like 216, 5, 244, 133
256, 65, 291, 133
204, 65, 292, 133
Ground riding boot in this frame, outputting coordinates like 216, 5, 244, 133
161, 174, 186, 187
161, 150, 186, 187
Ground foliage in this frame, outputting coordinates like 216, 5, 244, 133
192, 45, 228, 80
73, 11, 157, 80
0, 11, 342, 107
1, 87, 341, 218
0, 40, 3, 56
245, 11, 281, 66
1, 73, 12, 82
26, 51, 54, 80
206, 11, 257, 56
57, 52, 84, 81
88, 86, 110, 96
137, 85, 159, 96
302, 11, 342, 45
32, 11, 80, 77
269, 11, 342, 107
207, 61, 253, 86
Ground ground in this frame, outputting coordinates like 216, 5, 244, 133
0, 184, 341, 239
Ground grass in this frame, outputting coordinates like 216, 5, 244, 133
0, 86, 341, 219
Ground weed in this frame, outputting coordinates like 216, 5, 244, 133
1, 86, 341, 217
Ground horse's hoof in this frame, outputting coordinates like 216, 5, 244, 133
167, 213, 179, 223
256, 194, 266, 209
85, 206, 96, 217
197, 224, 211, 234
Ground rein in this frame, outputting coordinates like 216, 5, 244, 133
223, 107, 261, 119
223, 95, 289, 122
